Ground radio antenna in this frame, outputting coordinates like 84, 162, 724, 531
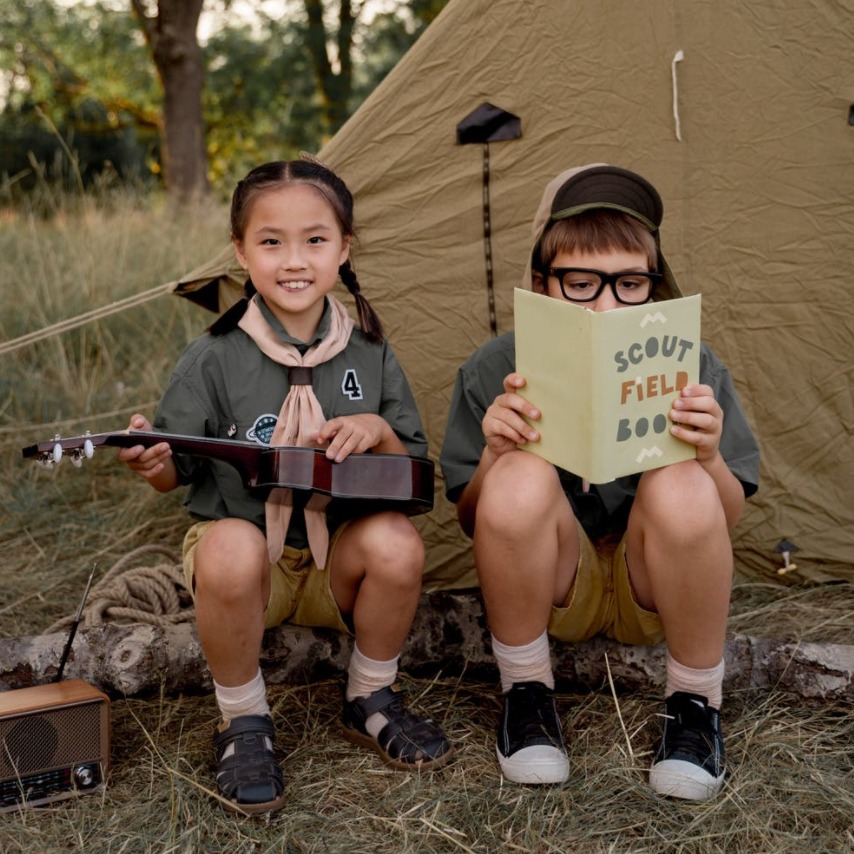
55, 562, 98, 683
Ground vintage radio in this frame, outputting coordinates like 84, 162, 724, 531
0, 679, 110, 811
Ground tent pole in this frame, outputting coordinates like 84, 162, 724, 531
481, 142, 498, 337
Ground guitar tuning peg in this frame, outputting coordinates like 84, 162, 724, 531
52, 442, 63, 465
71, 455, 83, 468
83, 438, 94, 459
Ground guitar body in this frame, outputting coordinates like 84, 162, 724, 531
22, 430, 434, 516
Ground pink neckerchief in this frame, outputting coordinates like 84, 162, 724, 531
238, 295, 354, 568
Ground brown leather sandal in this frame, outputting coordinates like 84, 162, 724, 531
341, 685, 454, 771
212, 714, 286, 815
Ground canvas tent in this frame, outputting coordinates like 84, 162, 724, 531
170, 0, 854, 589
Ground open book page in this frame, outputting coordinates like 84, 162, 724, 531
514, 289, 702, 483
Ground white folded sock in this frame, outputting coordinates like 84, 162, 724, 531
214, 669, 271, 758
214, 668, 270, 722
491, 631, 554, 693
665, 653, 724, 709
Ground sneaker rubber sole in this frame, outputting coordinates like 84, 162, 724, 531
496, 743, 569, 785
650, 758, 725, 801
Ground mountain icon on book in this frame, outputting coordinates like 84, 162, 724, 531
635, 446, 665, 464
640, 311, 668, 327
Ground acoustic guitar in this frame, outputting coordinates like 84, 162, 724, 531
21, 430, 434, 516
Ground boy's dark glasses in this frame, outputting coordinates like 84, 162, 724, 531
548, 268, 661, 304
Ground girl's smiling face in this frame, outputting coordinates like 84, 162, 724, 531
233, 182, 350, 341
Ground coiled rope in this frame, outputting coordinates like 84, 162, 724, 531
45, 544, 194, 633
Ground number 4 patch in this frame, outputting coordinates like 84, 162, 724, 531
341, 368, 363, 400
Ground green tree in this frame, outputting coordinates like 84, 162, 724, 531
0, 1, 160, 197
202, 0, 450, 180
202, 13, 324, 186
0, 0, 451, 201
302, 0, 357, 139
301, 0, 449, 139
352, 0, 448, 103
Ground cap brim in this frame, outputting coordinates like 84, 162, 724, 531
550, 165, 663, 227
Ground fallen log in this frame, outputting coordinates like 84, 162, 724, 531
0, 591, 851, 702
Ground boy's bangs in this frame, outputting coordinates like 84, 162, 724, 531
538, 211, 658, 271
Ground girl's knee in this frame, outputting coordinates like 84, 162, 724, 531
194, 518, 267, 595
359, 514, 424, 586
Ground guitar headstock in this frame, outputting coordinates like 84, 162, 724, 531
23, 432, 99, 469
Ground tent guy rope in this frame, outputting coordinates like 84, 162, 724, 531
0, 282, 174, 357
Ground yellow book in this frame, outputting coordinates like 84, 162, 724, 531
514, 289, 702, 484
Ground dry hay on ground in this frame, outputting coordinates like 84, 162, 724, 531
2, 674, 852, 854
728, 581, 853, 646
2, 496, 852, 852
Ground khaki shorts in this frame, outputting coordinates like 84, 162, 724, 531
547, 527, 664, 646
182, 520, 351, 634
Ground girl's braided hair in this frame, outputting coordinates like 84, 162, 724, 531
209, 158, 384, 343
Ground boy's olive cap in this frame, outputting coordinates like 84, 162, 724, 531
526, 163, 682, 301
550, 164, 663, 228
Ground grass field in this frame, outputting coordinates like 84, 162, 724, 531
1, 193, 852, 853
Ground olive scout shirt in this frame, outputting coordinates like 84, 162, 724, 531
155, 298, 427, 549
440, 331, 760, 540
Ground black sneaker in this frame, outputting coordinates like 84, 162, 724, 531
649, 691, 726, 801
496, 682, 569, 784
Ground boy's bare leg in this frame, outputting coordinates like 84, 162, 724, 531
626, 459, 731, 801
625, 460, 732, 670
473, 451, 580, 647
471, 450, 576, 784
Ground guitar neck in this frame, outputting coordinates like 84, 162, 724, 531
22, 430, 435, 515
104, 431, 264, 486
22, 430, 264, 486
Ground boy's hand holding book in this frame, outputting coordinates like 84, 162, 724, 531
669, 384, 724, 464
482, 373, 541, 457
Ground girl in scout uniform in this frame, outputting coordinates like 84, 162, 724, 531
119, 159, 453, 814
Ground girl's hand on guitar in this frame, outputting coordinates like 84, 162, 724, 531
313, 414, 405, 462
117, 414, 175, 487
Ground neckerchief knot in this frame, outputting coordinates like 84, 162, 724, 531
238, 295, 355, 568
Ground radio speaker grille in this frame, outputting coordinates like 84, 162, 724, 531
0, 680, 110, 811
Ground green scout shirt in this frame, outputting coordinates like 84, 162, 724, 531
440, 331, 760, 540
154, 297, 427, 548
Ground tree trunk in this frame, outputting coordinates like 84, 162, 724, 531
303, 0, 356, 137
131, 0, 207, 202
1, 592, 851, 702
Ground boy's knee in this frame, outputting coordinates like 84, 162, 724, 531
478, 451, 562, 527
637, 460, 725, 532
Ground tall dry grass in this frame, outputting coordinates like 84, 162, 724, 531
0, 191, 852, 853
1, 188, 227, 637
